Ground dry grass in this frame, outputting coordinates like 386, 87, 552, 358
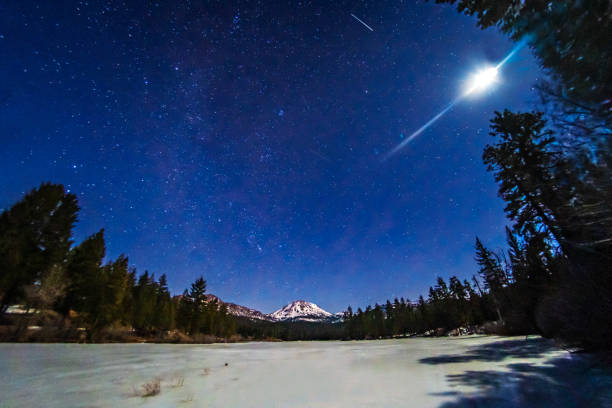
140, 378, 161, 397
168, 376, 184, 388
179, 394, 194, 404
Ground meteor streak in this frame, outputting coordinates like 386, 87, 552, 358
351, 13, 374, 32
382, 41, 527, 161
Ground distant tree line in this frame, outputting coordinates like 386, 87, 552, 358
0, 183, 235, 341
342, 275, 497, 340
235, 318, 345, 341
342, 221, 562, 340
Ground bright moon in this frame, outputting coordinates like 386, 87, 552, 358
465, 66, 499, 95
383, 40, 529, 160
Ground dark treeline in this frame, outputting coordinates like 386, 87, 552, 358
235, 318, 345, 341
342, 218, 564, 340
343, 276, 498, 340
0, 184, 235, 342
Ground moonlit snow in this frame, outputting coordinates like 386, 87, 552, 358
1, 336, 610, 407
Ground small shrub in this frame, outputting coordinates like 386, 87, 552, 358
140, 378, 161, 397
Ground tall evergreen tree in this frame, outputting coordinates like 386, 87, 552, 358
176, 276, 208, 335
131, 270, 157, 332
384, 300, 394, 337
474, 237, 505, 322
76, 254, 130, 341
154, 274, 172, 331
484, 109, 612, 348
60, 229, 106, 316
0, 183, 78, 313
176, 289, 193, 334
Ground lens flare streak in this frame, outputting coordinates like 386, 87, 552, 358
496, 39, 527, 70
381, 98, 461, 161
382, 41, 527, 161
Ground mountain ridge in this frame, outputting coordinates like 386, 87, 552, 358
205, 295, 340, 323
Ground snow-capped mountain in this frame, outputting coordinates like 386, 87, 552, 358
205, 295, 340, 323
270, 300, 335, 322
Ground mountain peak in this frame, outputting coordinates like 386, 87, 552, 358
270, 300, 332, 321
204, 295, 339, 323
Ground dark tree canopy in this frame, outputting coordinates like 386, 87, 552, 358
434, 0, 612, 117
0, 183, 78, 313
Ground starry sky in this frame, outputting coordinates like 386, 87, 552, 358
0, 1, 542, 313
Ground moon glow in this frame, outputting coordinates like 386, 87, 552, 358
465, 66, 499, 95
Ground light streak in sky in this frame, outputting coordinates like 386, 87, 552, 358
496, 40, 526, 70
382, 40, 527, 161
351, 14, 374, 32
381, 98, 462, 161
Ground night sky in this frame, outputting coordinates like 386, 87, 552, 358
0, 1, 542, 313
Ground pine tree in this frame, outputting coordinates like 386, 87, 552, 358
176, 290, 193, 334
154, 274, 172, 331
99, 255, 129, 328
462, 279, 482, 326
449, 276, 467, 327
483, 109, 612, 347
179, 276, 207, 335
0, 183, 78, 313
120, 267, 137, 326
60, 229, 106, 316
474, 237, 506, 322
130, 270, 159, 333
416, 296, 428, 332
384, 300, 394, 337
372, 304, 385, 339
393, 298, 403, 335
74, 253, 130, 341
484, 111, 568, 245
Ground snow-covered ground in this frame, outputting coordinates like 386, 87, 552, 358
1, 336, 610, 407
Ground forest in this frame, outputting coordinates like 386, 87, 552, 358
1, 1, 610, 350
0, 187, 235, 342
